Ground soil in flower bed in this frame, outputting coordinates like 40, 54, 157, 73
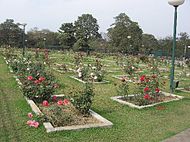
120, 94, 178, 106
38, 102, 101, 127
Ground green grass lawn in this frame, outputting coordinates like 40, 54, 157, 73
1, 52, 190, 142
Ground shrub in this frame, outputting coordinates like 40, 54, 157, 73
21, 62, 58, 103
76, 59, 106, 82
72, 82, 95, 115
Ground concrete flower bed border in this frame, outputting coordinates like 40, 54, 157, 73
176, 88, 190, 93
25, 95, 113, 133
70, 76, 109, 84
111, 92, 184, 109
112, 75, 137, 83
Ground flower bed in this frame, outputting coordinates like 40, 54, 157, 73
112, 75, 138, 83
25, 95, 113, 132
111, 92, 183, 109
70, 76, 109, 84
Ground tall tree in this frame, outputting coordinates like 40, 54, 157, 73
108, 13, 143, 54
74, 14, 101, 51
58, 23, 76, 48
141, 34, 159, 54
0, 19, 22, 47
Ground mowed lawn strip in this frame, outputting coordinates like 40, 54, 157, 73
1, 54, 190, 142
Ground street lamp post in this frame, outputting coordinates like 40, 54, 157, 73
168, 0, 185, 93
18, 23, 27, 56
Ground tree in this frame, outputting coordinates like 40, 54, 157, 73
58, 23, 76, 49
0, 19, 22, 47
158, 36, 173, 57
108, 13, 143, 54
141, 34, 159, 54
27, 28, 59, 49
74, 14, 101, 51
177, 32, 189, 58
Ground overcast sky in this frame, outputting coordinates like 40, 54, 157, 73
0, 0, 189, 38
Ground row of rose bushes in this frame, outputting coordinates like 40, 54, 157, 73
3, 50, 95, 128
6, 55, 57, 102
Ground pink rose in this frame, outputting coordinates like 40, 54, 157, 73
57, 100, 63, 105
34, 80, 40, 84
27, 120, 33, 125
27, 113, 33, 118
27, 120, 39, 128
33, 121, 39, 128
27, 76, 33, 81
42, 100, 49, 107
63, 99, 70, 105
39, 77, 45, 82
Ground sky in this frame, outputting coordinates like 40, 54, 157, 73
0, 0, 189, 38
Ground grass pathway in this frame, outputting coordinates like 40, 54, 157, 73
0, 58, 21, 142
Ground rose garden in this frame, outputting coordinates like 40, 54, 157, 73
0, 45, 190, 141
0, 1, 190, 141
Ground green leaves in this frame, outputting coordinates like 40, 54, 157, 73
108, 13, 143, 54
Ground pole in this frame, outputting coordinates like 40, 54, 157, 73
170, 6, 178, 93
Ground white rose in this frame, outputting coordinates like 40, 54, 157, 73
92, 66, 96, 70
94, 76, 97, 80
78, 72, 82, 78
76, 68, 81, 73
90, 73, 94, 76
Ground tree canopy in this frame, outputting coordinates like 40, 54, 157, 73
0, 19, 22, 47
108, 13, 143, 54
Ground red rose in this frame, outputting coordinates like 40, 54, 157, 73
27, 76, 33, 81
144, 87, 149, 92
155, 88, 160, 93
63, 99, 70, 105
42, 100, 49, 107
52, 96, 57, 101
39, 77, 45, 82
140, 75, 145, 82
57, 100, 63, 105
144, 94, 150, 100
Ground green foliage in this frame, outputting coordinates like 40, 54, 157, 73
117, 79, 129, 99
74, 14, 101, 51
27, 28, 59, 49
108, 13, 143, 54
6, 54, 58, 103
141, 34, 159, 53
0, 19, 22, 47
58, 23, 76, 48
72, 82, 95, 115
